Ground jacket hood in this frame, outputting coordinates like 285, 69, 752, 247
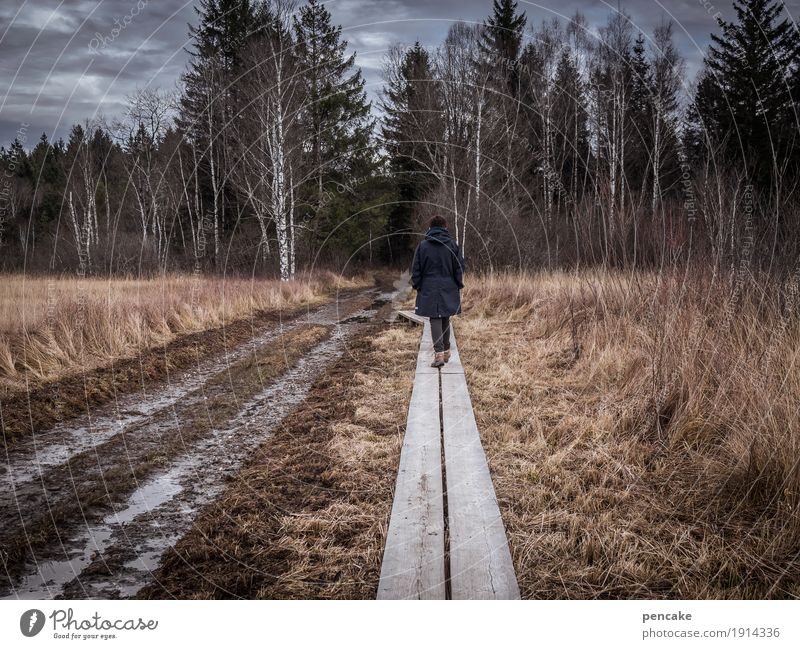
424, 226, 451, 245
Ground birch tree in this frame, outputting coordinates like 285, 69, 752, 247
115, 89, 174, 268
64, 123, 102, 270
649, 20, 684, 216
234, 0, 303, 280
435, 23, 482, 248
589, 11, 634, 260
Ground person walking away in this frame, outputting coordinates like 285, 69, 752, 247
410, 215, 465, 368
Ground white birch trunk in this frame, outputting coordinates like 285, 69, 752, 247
289, 163, 296, 277
652, 102, 662, 216
206, 84, 220, 265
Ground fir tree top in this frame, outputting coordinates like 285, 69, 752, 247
481, 0, 527, 64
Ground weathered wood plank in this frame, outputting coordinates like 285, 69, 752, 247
439, 325, 463, 374
377, 326, 446, 599
414, 319, 439, 375
379, 318, 518, 600
397, 309, 427, 326
441, 331, 520, 600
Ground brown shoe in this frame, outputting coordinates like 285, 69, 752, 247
443, 350, 451, 363
431, 352, 445, 368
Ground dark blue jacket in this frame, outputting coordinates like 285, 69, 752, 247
410, 226, 464, 317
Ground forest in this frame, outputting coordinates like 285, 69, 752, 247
1, 0, 798, 279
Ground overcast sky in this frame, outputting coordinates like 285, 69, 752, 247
1, 0, 795, 147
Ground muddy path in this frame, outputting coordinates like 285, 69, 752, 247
0, 297, 338, 449
0, 275, 411, 599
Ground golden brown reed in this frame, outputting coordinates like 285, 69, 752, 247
458, 269, 800, 598
0, 271, 368, 391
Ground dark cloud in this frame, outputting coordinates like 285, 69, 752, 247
0, 0, 778, 146
0, 0, 194, 145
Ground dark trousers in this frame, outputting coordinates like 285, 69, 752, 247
430, 316, 451, 353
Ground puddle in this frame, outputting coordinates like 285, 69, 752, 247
383, 271, 413, 322
0, 292, 387, 600
2, 469, 184, 599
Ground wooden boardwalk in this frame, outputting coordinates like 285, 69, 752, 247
378, 316, 520, 600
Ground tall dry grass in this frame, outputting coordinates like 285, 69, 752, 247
0, 271, 368, 391
459, 268, 800, 597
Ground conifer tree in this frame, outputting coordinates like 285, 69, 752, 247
480, 0, 527, 69
178, 0, 256, 265
627, 33, 652, 194
479, 0, 527, 106
690, 0, 800, 187
380, 43, 438, 261
293, 0, 375, 224
551, 47, 590, 208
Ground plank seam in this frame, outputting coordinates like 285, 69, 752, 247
438, 365, 452, 600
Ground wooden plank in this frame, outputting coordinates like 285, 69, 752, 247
379, 320, 519, 600
439, 325, 463, 374
414, 317, 462, 374
377, 326, 446, 599
441, 330, 520, 600
414, 319, 439, 375
397, 309, 427, 326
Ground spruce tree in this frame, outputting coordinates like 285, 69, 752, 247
293, 0, 375, 223
178, 0, 255, 265
380, 43, 438, 261
627, 33, 653, 193
480, 0, 527, 66
479, 0, 527, 97
4, 138, 31, 179
691, 0, 800, 187
181, 0, 255, 128
552, 47, 591, 206
28, 134, 65, 236
684, 70, 725, 167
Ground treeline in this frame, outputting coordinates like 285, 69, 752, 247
0, 0, 387, 277
1, 0, 799, 277
381, 0, 800, 271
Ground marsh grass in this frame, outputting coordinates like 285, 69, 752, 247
459, 269, 800, 598
0, 271, 368, 390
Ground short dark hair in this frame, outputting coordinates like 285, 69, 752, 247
428, 215, 447, 229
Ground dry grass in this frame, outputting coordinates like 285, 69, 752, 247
458, 269, 800, 598
0, 271, 369, 391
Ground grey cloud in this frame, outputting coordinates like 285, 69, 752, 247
0, 0, 776, 146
